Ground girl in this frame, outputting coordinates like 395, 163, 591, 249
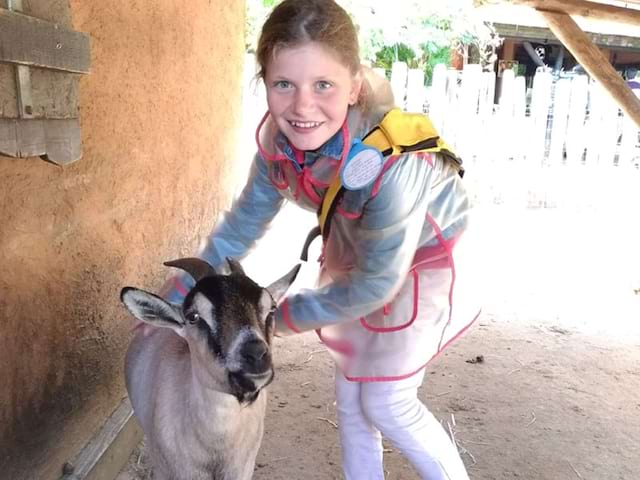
164, 0, 480, 478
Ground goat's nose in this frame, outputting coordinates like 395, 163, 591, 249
241, 340, 270, 370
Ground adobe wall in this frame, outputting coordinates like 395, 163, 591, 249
0, 1, 245, 478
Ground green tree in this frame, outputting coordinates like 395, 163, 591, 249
343, 0, 499, 84
245, 0, 280, 52
245, 0, 500, 85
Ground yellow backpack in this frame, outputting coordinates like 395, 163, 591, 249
300, 108, 462, 261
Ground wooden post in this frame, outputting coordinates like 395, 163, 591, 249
528, 68, 553, 164
619, 87, 640, 169
405, 68, 425, 113
585, 81, 620, 165
428, 63, 447, 135
457, 64, 483, 160
502, 39, 516, 62
497, 68, 516, 162
479, 71, 496, 120
547, 78, 571, 164
565, 74, 589, 166
390, 61, 408, 110
539, 10, 640, 129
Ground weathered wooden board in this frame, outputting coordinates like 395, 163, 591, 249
0, 0, 87, 163
0, 63, 80, 119
0, 8, 90, 73
0, 64, 19, 118
59, 399, 143, 480
0, 117, 81, 164
11, 0, 74, 25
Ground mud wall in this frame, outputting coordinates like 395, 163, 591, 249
0, 1, 245, 478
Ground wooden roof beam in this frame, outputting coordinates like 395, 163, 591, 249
475, 0, 640, 27
540, 10, 640, 128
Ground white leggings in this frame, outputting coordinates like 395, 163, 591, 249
335, 369, 470, 480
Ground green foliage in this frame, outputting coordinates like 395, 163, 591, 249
422, 44, 452, 84
372, 41, 452, 84
245, 0, 283, 52
244, 0, 500, 85
374, 43, 416, 71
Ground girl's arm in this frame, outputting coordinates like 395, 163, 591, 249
275, 154, 434, 334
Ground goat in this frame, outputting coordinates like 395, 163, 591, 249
120, 257, 300, 480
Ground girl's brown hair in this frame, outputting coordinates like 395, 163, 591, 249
256, 0, 361, 79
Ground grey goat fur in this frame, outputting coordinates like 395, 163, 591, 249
120, 257, 299, 480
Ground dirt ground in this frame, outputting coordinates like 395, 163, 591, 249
117, 203, 640, 480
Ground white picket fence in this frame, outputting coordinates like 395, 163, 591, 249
398, 63, 640, 166
239, 55, 640, 210
392, 62, 640, 209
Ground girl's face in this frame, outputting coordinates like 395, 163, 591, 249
265, 42, 362, 151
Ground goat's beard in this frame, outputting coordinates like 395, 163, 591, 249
227, 368, 274, 404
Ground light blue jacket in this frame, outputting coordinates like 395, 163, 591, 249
163, 96, 473, 342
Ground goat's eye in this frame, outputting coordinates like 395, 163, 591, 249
186, 312, 200, 324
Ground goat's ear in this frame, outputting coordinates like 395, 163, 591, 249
120, 287, 185, 335
265, 264, 301, 304
226, 257, 245, 275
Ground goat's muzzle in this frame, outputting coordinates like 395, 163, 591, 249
227, 336, 274, 403
240, 339, 272, 374
228, 365, 274, 404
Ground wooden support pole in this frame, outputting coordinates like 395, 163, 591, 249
475, 0, 640, 27
502, 39, 516, 61
540, 10, 640, 129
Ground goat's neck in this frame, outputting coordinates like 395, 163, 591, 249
189, 368, 243, 422
187, 367, 267, 480
184, 353, 254, 433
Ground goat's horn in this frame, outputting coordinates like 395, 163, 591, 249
164, 257, 217, 281
226, 257, 245, 275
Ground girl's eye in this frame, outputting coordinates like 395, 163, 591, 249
316, 81, 332, 90
273, 80, 291, 89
